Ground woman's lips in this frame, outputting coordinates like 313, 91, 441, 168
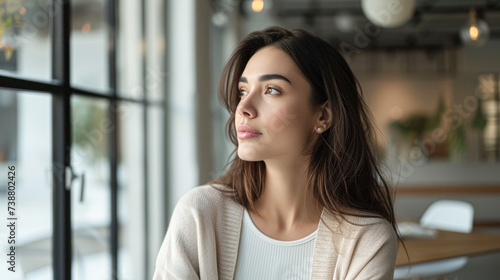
238, 132, 262, 139
237, 124, 262, 139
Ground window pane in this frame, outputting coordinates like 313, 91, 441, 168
0, 90, 53, 279
146, 0, 165, 101
0, 1, 51, 81
117, 0, 143, 99
117, 101, 145, 279
71, 0, 110, 93
147, 105, 165, 279
71, 96, 111, 279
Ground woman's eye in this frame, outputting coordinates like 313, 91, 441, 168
239, 87, 280, 97
239, 89, 248, 97
266, 87, 280, 95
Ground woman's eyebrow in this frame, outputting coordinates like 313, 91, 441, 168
239, 74, 292, 84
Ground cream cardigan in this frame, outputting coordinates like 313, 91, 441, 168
153, 184, 397, 280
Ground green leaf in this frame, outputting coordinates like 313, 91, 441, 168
446, 122, 467, 160
426, 93, 446, 131
470, 100, 487, 130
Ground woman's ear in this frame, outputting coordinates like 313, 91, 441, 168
316, 100, 332, 130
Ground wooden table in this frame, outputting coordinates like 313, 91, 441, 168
396, 230, 500, 267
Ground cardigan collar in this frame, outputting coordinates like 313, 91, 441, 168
216, 202, 339, 280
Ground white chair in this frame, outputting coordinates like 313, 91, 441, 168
394, 200, 474, 279
420, 200, 474, 233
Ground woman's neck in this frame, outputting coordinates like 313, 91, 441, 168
252, 158, 323, 231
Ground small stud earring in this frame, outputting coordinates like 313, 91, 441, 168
317, 127, 323, 133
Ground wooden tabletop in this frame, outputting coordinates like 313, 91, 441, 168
396, 230, 500, 267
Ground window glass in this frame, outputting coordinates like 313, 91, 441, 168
117, 101, 145, 279
71, 0, 110, 93
117, 0, 143, 99
71, 95, 112, 279
0, 90, 53, 279
0, 1, 51, 81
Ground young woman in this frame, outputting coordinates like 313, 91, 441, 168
154, 26, 400, 280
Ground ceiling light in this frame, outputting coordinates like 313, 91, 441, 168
460, 8, 490, 47
212, 11, 228, 27
333, 12, 355, 33
361, 0, 416, 28
252, 0, 264, 13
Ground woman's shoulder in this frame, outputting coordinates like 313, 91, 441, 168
322, 209, 396, 239
176, 183, 240, 211
170, 184, 244, 233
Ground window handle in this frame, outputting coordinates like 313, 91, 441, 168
64, 166, 86, 203
65, 166, 75, 191
79, 172, 85, 203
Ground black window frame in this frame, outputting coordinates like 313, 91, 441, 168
0, 0, 168, 279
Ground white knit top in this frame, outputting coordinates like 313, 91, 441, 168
233, 208, 317, 279
153, 184, 398, 280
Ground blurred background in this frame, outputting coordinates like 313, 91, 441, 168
0, 0, 499, 279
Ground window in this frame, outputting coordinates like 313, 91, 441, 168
0, 1, 166, 279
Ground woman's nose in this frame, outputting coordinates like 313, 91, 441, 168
237, 90, 258, 118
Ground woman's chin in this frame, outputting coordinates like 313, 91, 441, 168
237, 148, 263, 162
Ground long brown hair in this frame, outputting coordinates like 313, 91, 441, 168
207, 26, 400, 242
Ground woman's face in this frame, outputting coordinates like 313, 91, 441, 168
235, 46, 320, 163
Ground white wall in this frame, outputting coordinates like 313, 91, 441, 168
348, 40, 500, 222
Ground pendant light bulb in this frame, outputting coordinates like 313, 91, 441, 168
252, 0, 264, 13
460, 8, 490, 47
469, 26, 479, 41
